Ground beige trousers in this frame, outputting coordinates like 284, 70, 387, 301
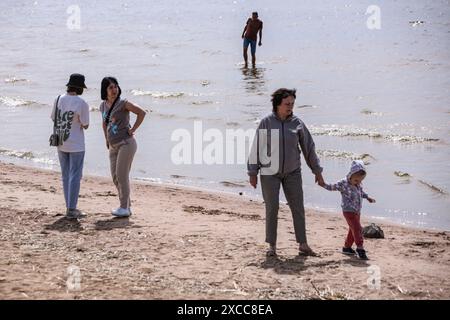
109, 137, 137, 208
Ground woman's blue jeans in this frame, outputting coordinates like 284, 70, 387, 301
58, 150, 85, 210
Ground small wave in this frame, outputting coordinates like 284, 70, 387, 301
151, 112, 220, 122
317, 149, 374, 164
226, 122, 241, 127
385, 135, 439, 143
0, 96, 34, 107
131, 90, 215, 98
0, 147, 57, 165
135, 177, 163, 184
418, 180, 447, 195
394, 172, 447, 195
130, 90, 184, 98
191, 100, 214, 106
152, 112, 177, 119
79, 48, 89, 52
310, 125, 439, 143
0, 148, 34, 159
311, 126, 382, 138
32, 157, 57, 165
220, 181, 246, 188
4, 77, 29, 83
170, 175, 204, 181
201, 50, 223, 56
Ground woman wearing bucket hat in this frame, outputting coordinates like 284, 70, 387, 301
51, 73, 90, 219
99, 76, 146, 218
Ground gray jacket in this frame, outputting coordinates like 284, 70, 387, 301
247, 112, 322, 176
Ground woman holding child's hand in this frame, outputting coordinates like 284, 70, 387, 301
247, 88, 324, 257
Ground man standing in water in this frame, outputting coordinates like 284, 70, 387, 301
241, 12, 263, 68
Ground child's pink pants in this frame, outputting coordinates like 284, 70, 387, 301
343, 211, 364, 248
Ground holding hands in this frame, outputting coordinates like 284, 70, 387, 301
315, 172, 325, 187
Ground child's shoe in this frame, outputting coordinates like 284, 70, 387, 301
356, 248, 369, 260
342, 247, 356, 255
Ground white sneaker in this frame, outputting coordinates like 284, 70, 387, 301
111, 207, 131, 217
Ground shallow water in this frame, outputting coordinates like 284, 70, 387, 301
1, 0, 449, 230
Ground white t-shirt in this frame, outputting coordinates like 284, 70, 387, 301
51, 94, 90, 153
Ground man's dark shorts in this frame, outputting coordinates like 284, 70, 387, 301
243, 37, 257, 55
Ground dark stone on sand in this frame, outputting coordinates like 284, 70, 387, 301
363, 223, 385, 239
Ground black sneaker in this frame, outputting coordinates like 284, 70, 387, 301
356, 248, 369, 260
342, 247, 356, 255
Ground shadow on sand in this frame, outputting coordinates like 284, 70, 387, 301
258, 252, 368, 275
94, 217, 140, 231
43, 214, 142, 232
44, 216, 83, 232
259, 255, 308, 275
341, 256, 370, 267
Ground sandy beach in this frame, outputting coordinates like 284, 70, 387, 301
0, 161, 449, 300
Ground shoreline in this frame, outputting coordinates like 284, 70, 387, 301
0, 160, 449, 299
0, 158, 445, 233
